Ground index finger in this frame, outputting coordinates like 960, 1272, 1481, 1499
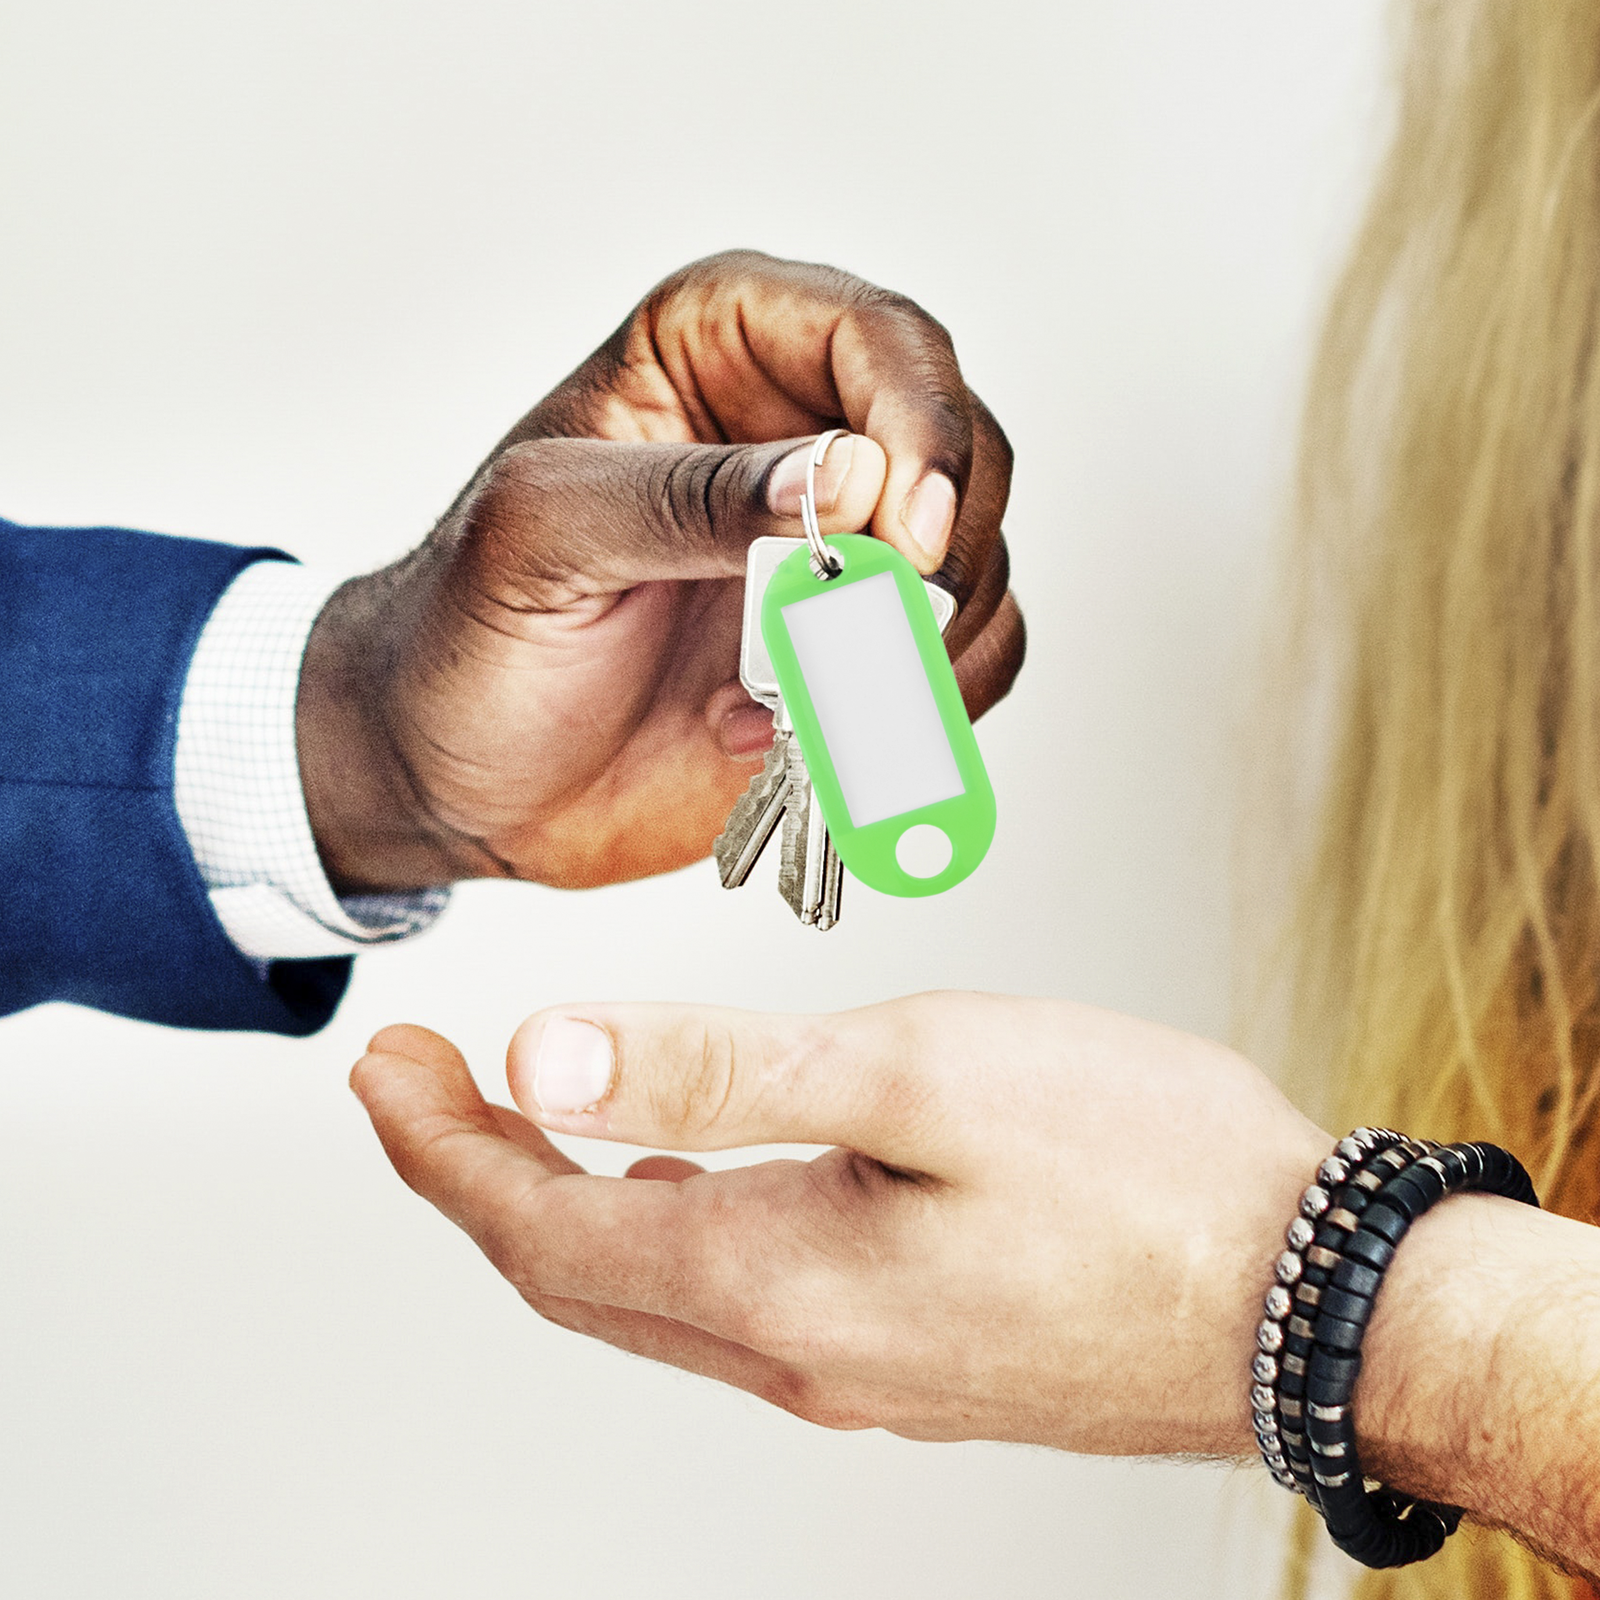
652, 253, 997, 582
350, 1025, 737, 1319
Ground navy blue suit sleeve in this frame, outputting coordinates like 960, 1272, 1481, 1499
0, 519, 351, 1033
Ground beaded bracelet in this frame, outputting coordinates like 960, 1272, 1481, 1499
1278, 1135, 1439, 1502
1253, 1133, 1541, 1569
1252, 1128, 1409, 1494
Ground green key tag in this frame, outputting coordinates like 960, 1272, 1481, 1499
761, 532, 996, 898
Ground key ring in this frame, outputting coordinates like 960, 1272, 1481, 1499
800, 428, 848, 580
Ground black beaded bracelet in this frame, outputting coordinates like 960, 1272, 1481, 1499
1280, 1135, 1437, 1504
1254, 1133, 1541, 1570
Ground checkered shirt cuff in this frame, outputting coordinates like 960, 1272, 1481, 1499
173, 559, 450, 962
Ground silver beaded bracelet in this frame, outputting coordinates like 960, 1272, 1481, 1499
1250, 1127, 1413, 1493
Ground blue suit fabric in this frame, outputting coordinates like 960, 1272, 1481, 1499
0, 519, 350, 1033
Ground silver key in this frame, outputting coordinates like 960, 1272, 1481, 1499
776, 738, 838, 927
713, 726, 792, 888
819, 812, 844, 929
789, 790, 845, 929
719, 709, 842, 929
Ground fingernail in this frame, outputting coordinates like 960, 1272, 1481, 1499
767, 435, 856, 517
901, 473, 956, 566
718, 702, 775, 758
532, 1017, 613, 1115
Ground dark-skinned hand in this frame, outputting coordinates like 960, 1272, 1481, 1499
297, 250, 1025, 891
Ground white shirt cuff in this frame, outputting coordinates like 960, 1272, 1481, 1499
173, 559, 450, 963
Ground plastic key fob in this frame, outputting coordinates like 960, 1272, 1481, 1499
760, 533, 996, 897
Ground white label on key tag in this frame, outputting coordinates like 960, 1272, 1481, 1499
780, 571, 965, 828
741, 536, 955, 707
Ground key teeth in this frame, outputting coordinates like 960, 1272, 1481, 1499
776, 794, 809, 921
715, 734, 792, 889
790, 760, 836, 927
714, 709, 847, 928
774, 742, 801, 906
818, 834, 844, 930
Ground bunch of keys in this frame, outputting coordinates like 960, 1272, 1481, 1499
713, 430, 961, 930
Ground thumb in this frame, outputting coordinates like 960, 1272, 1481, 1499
473, 431, 888, 586
504, 1000, 958, 1173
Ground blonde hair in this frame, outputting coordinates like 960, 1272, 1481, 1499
1276, 0, 1600, 1595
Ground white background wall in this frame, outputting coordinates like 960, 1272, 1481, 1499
0, 3, 1387, 1595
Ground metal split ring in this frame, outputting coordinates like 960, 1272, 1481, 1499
800, 428, 847, 579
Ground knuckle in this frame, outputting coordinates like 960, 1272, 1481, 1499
387, 1110, 491, 1202
474, 438, 560, 521
919, 390, 978, 481
969, 392, 1015, 479
475, 1230, 542, 1307
520, 1287, 567, 1324
643, 445, 740, 548
983, 535, 1012, 599
759, 1367, 818, 1420
450, 439, 577, 606
761, 1371, 872, 1432
940, 526, 1010, 622
849, 281, 954, 346
651, 1017, 742, 1141
942, 533, 1013, 636
997, 594, 1027, 676
636, 250, 776, 330
956, 594, 1028, 717
686, 246, 776, 280
803, 1397, 875, 1432
835, 296, 974, 470
468, 1185, 549, 1290
897, 386, 976, 485
673, 1190, 816, 1355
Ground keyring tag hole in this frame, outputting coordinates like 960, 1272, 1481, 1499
895, 823, 953, 878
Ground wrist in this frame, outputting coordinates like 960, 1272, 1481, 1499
1353, 1194, 1500, 1504
296, 570, 475, 893
1355, 1194, 1599, 1549
1210, 1128, 1339, 1456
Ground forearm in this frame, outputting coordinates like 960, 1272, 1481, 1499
1357, 1193, 1600, 1577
